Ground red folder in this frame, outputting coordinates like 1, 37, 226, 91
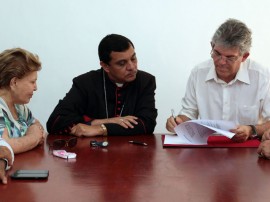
162, 134, 260, 148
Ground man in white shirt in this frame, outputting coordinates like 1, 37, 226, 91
166, 19, 270, 142
0, 138, 14, 184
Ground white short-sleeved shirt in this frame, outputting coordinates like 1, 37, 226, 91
0, 138, 14, 170
180, 58, 270, 125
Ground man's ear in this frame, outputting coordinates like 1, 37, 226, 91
100, 61, 110, 73
210, 42, 214, 48
241, 52, 250, 62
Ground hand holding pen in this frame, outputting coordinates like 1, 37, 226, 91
166, 109, 183, 133
171, 109, 185, 124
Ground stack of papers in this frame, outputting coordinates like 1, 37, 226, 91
162, 120, 260, 147
164, 120, 237, 146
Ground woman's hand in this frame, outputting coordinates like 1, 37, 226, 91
27, 122, 46, 145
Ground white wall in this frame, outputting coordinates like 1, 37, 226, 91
1, 0, 270, 133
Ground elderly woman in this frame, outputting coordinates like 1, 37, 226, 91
0, 48, 45, 154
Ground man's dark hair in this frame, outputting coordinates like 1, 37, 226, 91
98, 34, 134, 64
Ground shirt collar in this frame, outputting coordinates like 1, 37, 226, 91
205, 61, 250, 85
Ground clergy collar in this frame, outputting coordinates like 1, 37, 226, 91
115, 83, 124, 87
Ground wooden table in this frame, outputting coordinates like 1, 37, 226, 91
1, 134, 270, 202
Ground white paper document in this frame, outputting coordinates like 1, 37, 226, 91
164, 120, 237, 145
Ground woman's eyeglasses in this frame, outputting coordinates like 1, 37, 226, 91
49, 137, 78, 150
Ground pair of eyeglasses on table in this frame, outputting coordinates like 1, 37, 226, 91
47, 137, 78, 159
48, 136, 109, 149
48, 137, 78, 150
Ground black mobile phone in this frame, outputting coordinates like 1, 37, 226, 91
10, 170, 49, 179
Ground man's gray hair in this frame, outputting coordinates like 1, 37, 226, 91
211, 19, 252, 55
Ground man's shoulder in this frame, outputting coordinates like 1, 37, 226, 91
137, 70, 155, 77
191, 59, 213, 74
73, 69, 102, 83
75, 69, 102, 79
245, 59, 270, 75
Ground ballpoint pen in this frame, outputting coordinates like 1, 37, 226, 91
171, 109, 177, 122
171, 109, 175, 117
129, 140, 148, 146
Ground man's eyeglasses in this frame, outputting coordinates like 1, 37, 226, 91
210, 49, 240, 64
49, 137, 77, 150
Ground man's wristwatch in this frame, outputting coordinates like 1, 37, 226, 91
248, 125, 259, 139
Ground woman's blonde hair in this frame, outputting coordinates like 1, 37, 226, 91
0, 48, 41, 88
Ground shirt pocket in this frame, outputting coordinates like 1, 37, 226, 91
238, 105, 259, 125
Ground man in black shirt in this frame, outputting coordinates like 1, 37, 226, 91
47, 34, 157, 136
